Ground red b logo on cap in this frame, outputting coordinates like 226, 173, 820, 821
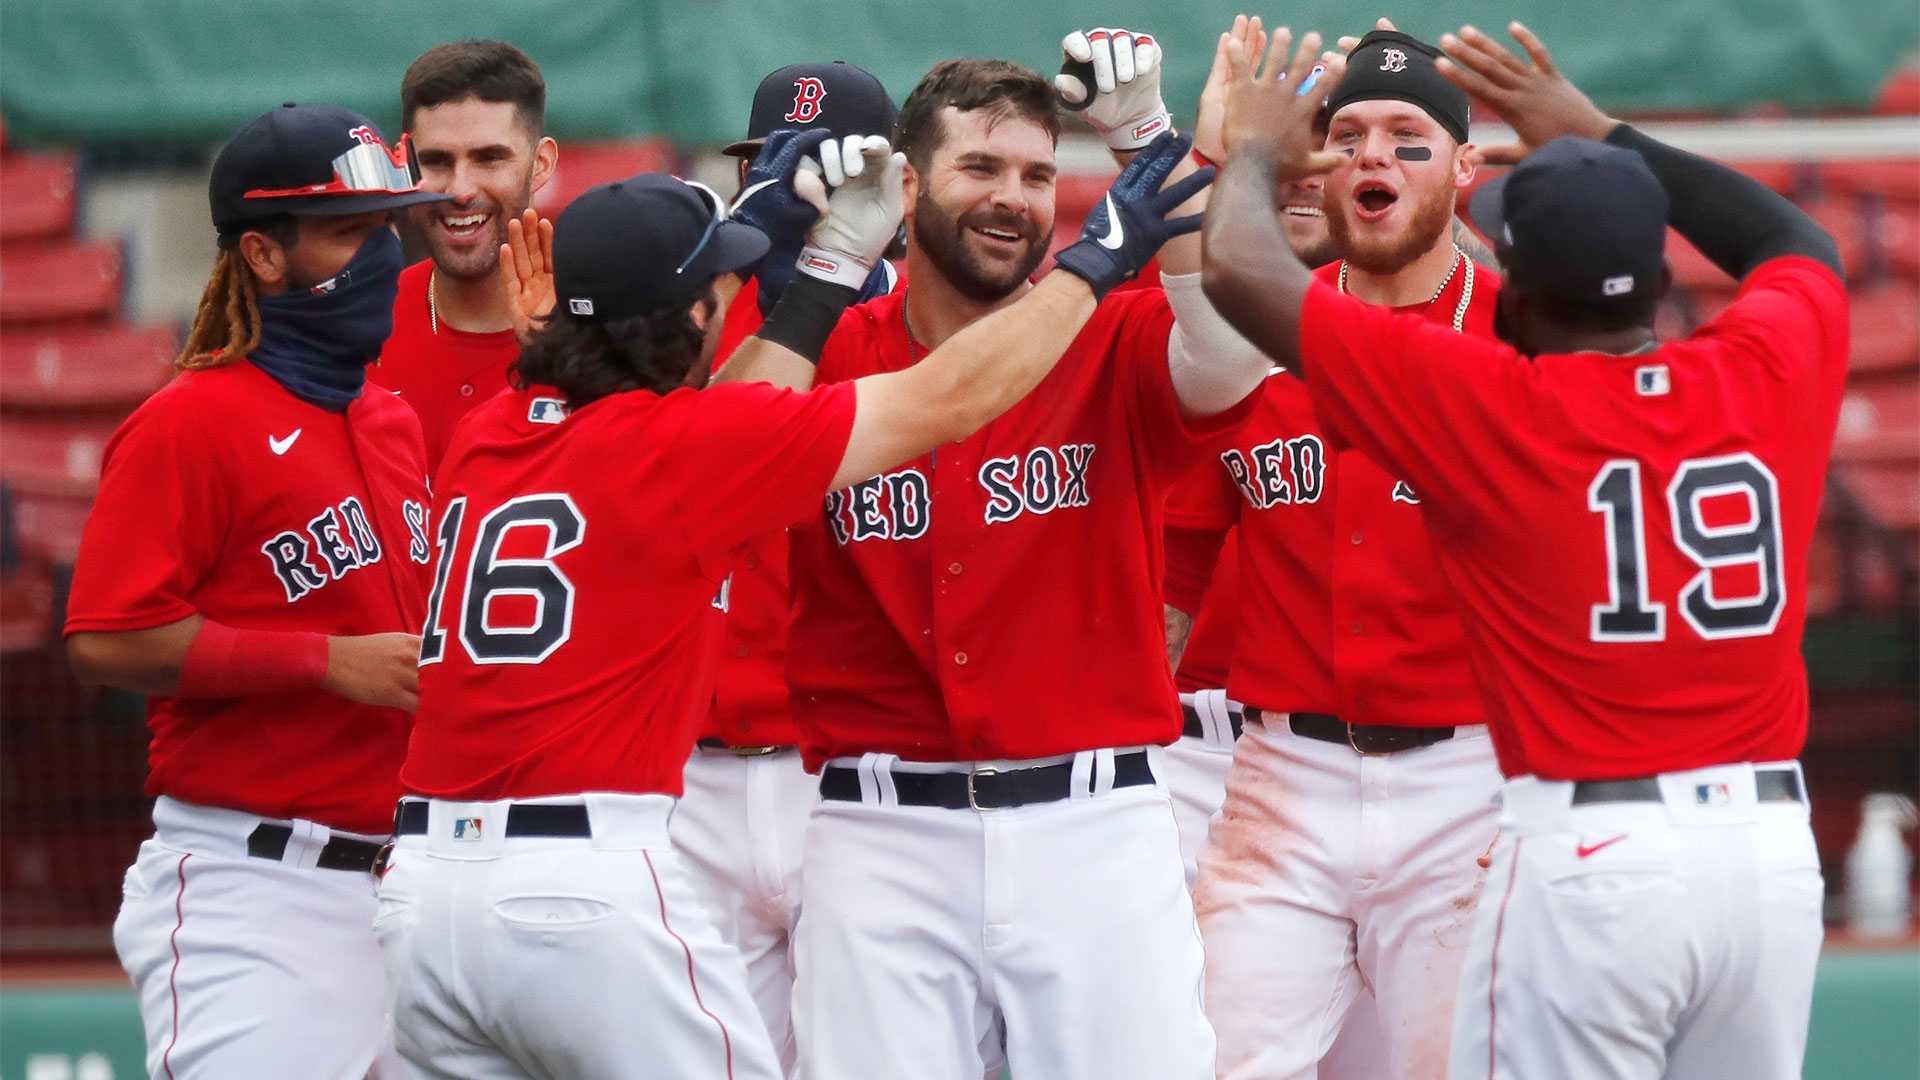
347, 125, 379, 145
786, 77, 827, 123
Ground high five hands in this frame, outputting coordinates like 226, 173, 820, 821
1219, 27, 1348, 180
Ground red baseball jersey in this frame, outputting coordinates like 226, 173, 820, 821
1295, 257, 1848, 779
401, 379, 856, 801
1167, 258, 1502, 724
64, 362, 432, 835
786, 287, 1256, 768
1169, 528, 1238, 694
371, 259, 520, 474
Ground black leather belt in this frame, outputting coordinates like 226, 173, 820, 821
819, 751, 1155, 811
1260, 710, 1455, 755
695, 738, 793, 757
246, 823, 383, 873
392, 799, 593, 838
1180, 701, 1244, 741
1571, 769, 1805, 806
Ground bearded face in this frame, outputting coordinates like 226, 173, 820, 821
1321, 100, 1468, 276
906, 106, 1058, 303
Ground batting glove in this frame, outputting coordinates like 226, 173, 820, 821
1052, 131, 1214, 299
1056, 27, 1174, 151
793, 134, 906, 290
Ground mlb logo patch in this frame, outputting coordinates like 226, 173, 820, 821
453, 817, 484, 841
1603, 274, 1635, 297
1636, 365, 1670, 397
567, 297, 595, 316
1694, 783, 1731, 807
528, 397, 568, 424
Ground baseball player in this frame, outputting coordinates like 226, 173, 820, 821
670, 60, 898, 1075
377, 123, 1205, 1076
1204, 22, 1846, 1080
1175, 28, 1509, 1079
372, 40, 558, 471
62, 103, 444, 1077
721, 27, 1269, 1078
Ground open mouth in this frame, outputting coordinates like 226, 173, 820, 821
436, 210, 493, 243
1283, 204, 1324, 219
1352, 180, 1399, 221
967, 222, 1027, 254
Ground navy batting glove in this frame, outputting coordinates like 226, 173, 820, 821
1051, 131, 1215, 300
732, 128, 834, 310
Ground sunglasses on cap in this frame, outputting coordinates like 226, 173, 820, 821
244, 130, 424, 202
673, 177, 731, 277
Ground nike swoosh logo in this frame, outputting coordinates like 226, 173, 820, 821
1576, 834, 1629, 859
269, 429, 302, 456
1096, 194, 1126, 251
732, 177, 779, 211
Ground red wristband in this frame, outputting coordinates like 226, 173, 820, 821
1190, 147, 1220, 170
177, 621, 329, 698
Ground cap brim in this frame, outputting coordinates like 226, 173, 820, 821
699, 220, 771, 277
1467, 176, 1510, 250
248, 189, 455, 219
720, 138, 765, 158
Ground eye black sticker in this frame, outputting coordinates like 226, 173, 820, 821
1395, 146, 1434, 161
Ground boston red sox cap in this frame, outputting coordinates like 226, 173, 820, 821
1326, 30, 1471, 145
552, 173, 770, 322
209, 103, 451, 240
722, 61, 898, 157
1470, 136, 1670, 308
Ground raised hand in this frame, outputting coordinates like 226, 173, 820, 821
1437, 23, 1615, 166
1055, 26, 1174, 151
1193, 14, 1268, 164
732, 128, 836, 309
1221, 28, 1347, 178
498, 208, 554, 345
1052, 131, 1216, 298
792, 135, 906, 289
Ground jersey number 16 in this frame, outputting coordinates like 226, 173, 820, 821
1588, 453, 1786, 644
419, 494, 584, 665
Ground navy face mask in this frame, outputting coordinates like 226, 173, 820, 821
251, 227, 403, 412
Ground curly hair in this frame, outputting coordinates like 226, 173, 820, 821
509, 298, 708, 409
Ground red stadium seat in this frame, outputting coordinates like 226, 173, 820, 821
1832, 461, 1920, 531
1849, 285, 1920, 376
0, 241, 122, 324
531, 140, 679, 216
1833, 381, 1920, 464
0, 152, 77, 243
1875, 68, 1920, 115
0, 323, 176, 410
0, 559, 55, 652
8, 490, 92, 563
1881, 204, 1920, 280
1665, 231, 1734, 292
0, 415, 119, 498
1820, 160, 1920, 206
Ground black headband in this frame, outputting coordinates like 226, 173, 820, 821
1325, 30, 1471, 146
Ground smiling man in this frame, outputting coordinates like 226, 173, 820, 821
373, 40, 558, 472
1179, 28, 1510, 1080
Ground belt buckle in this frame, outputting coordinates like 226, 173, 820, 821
1346, 724, 1390, 757
967, 766, 1000, 811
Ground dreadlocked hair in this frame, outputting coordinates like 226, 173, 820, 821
509, 293, 708, 410
176, 217, 295, 371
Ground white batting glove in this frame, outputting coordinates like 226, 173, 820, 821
1056, 27, 1173, 151
793, 135, 904, 290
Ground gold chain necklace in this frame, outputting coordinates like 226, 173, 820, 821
1339, 244, 1473, 334
428, 268, 439, 335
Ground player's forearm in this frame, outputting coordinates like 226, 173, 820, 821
713, 337, 819, 391
67, 616, 204, 695
1201, 149, 1314, 373
1164, 604, 1195, 674
720, 275, 861, 390
1605, 125, 1841, 280
1165, 271, 1268, 416
923, 273, 1099, 440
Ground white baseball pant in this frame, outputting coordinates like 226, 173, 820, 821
673, 746, 816, 1076
1165, 692, 1392, 1080
113, 796, 394, 1080
791, 747, 1214, 1080
1449, 762, 1824, 1080
374, 793, 781, 1080
1195, 714, 1503, 1080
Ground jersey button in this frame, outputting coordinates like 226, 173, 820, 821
947, 561, 964, 576
953, 651, 969, 666
460, 383, 475, 397
734, 644, 750, 658
1350, 622, 1364, 635
1350, 532, 1363, 545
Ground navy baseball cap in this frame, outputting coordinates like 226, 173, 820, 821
722, 61, 897, 157
1326, 30, 1471, 145
552, 173, 770, 322
210, 103, 451, 237
1470, 136, 1670, 308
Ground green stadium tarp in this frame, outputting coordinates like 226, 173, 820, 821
2, 948, 1916, 1077
2, 1, 1916, 148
